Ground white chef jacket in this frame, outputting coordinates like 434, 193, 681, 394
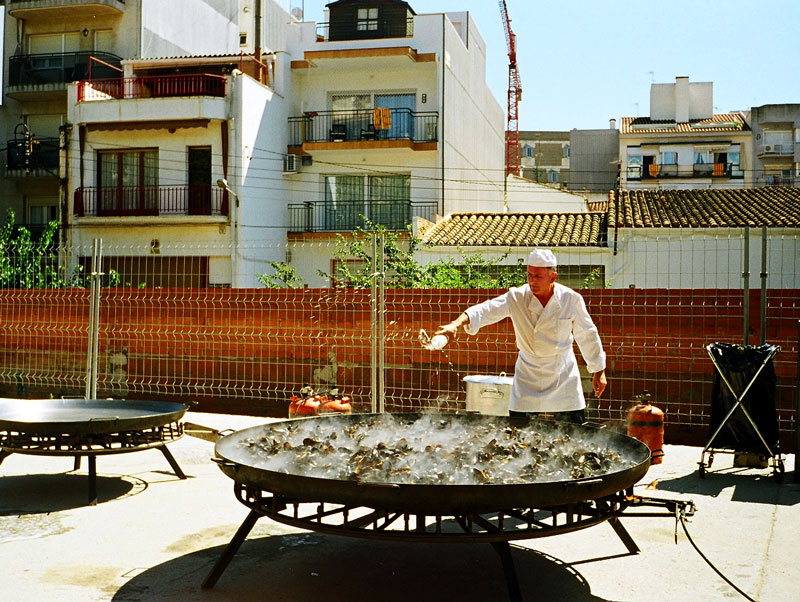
463, 282, 606, 413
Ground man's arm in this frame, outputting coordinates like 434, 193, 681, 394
435, 312, 469, 338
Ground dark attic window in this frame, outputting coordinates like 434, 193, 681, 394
357, 7, 379, 31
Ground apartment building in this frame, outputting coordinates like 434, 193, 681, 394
518, 130, 570, 187
282, 0, 506, 285
0, 0, 241, 244
619, 77, 751, 191
749, 103, 800, 187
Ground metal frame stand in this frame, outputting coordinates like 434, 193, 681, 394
201, 486, 695, 601
699, 343, 784, 482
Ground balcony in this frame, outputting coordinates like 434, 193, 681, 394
692, 163, 743, 178
77, 74, 227, 102
757, 143, 793, 158
316, 18, 413, 42
7, 0, 126, 19
627, 163, 742, 180
758, 175, 796, 187
74, 186, 228, 218
289, 109, 438, 152
7, 51, 122, 99
288, 199, 438, 233
5, 137, 59, 177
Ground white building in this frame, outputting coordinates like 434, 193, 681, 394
620, 77, 752, 191
282, 0, 507, 286
0, 0, 240, 241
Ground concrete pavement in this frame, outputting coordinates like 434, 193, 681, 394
1, 410, 798, 602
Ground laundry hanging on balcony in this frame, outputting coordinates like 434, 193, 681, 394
373, 107, 392, 130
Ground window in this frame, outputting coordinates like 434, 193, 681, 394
324, 174, 410, 230
550, 171, 559, 183
357, 8, 379, 31
329, 92, 416, 140
525, 146, 533, 158
627, 154, 643, 179
662, 152, 677, 165
97, 149, 158, 215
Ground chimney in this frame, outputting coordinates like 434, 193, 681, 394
609, 118, 616, 129
675, 76, 689, 123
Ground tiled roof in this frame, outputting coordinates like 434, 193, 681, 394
621, 113, 750, 134
609, 187, 800, 228
422, 213, 607, 247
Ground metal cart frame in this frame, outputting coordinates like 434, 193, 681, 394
698, 343, 784, 483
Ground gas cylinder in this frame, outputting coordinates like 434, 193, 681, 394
289, 385, 320, 417
318, 391, 352, 415
626, 390, 664, 464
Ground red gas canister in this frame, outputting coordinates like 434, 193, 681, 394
626, 391, 665, 464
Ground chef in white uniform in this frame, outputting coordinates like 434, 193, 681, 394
436, 249, 607, 424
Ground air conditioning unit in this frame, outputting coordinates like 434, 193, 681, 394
283, 154, 299, 174
764, 145, 773, 153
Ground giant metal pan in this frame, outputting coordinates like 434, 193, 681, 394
0, 399, 188, 436
213, 413, 652, 514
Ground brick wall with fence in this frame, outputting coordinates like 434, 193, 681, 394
1, 286, 797, 449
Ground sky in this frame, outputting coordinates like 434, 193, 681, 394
293, 0, 800, 131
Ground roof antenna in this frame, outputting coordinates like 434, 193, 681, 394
648, 70, 655, 83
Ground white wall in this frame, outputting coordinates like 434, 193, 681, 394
140, 0, 239, 57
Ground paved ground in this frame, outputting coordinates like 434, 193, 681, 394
1, 410, 798, 602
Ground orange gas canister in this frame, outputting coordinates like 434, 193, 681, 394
289, 386, 320, 418
626, 391, 665, 464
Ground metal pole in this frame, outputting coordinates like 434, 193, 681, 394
795, 320, 800, 483
760, 226, 768, 345
378, 232, 385, 414
84, 240, 97, 399
90, 239, 102, 399
370, 233, 378, 413
84, 239, 102, 399
742, 227, 750, 345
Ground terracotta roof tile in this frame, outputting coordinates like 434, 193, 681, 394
620, 113, 750, 134
423, 212, 607, 247
609, 187, 800, 228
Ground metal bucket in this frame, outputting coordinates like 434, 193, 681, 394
463, 373, 513, 416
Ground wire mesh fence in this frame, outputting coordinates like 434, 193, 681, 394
0, 228, 797, 448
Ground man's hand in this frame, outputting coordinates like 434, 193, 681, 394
592, 370, 607, 398
434, 312, 469, 339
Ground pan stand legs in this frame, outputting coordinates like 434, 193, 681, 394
158, 445, 187, 480
490, 541, 523, 602
608, 517, 640, 553
88, 455, 98, 506
202, 509, 261, 589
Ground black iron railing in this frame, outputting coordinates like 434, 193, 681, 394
289, 109, 438, 145
317, 17, 414, 41
628, 163, 743, 180
289, 199, 437, 233
8, 51, 123, 87
74, 186, 228, 217
6, 137, 59, 172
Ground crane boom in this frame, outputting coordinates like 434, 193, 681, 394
499, 0, 522, 177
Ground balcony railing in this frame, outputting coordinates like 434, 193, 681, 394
758, 175, 796, 187
6, 137, 59, 172
8, 51, 122, 87
289, 199, 438, 233
74, 186, 228, 217
692, 163, 743, 178
289, 109, 438, 145
316, 18, 414, 41
757, 143, 793, 157
77, 73, 227, 102
627, 163, 743, 180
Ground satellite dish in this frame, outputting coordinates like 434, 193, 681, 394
291, 7, 304, 20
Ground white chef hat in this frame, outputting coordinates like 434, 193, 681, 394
527, 249, 557, 267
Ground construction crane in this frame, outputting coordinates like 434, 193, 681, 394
499, 0, 522, 178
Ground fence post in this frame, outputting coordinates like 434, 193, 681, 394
84, 238, 103, 399
378, 232, 385, 414
742, 226, 750, 345
370, 233, 378, 413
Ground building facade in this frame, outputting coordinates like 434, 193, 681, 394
619, 77, 751, 191
517, 130, 570, 187
749, 104, 800, 187
0, 0, 240, 241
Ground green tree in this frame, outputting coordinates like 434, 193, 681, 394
316, 221, 527, 289
257, 261, 303, 288
0, 208, 63, 288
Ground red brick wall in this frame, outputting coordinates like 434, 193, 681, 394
0, 287, 797, 447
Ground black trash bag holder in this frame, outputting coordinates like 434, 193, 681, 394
698, 342, 785, 483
